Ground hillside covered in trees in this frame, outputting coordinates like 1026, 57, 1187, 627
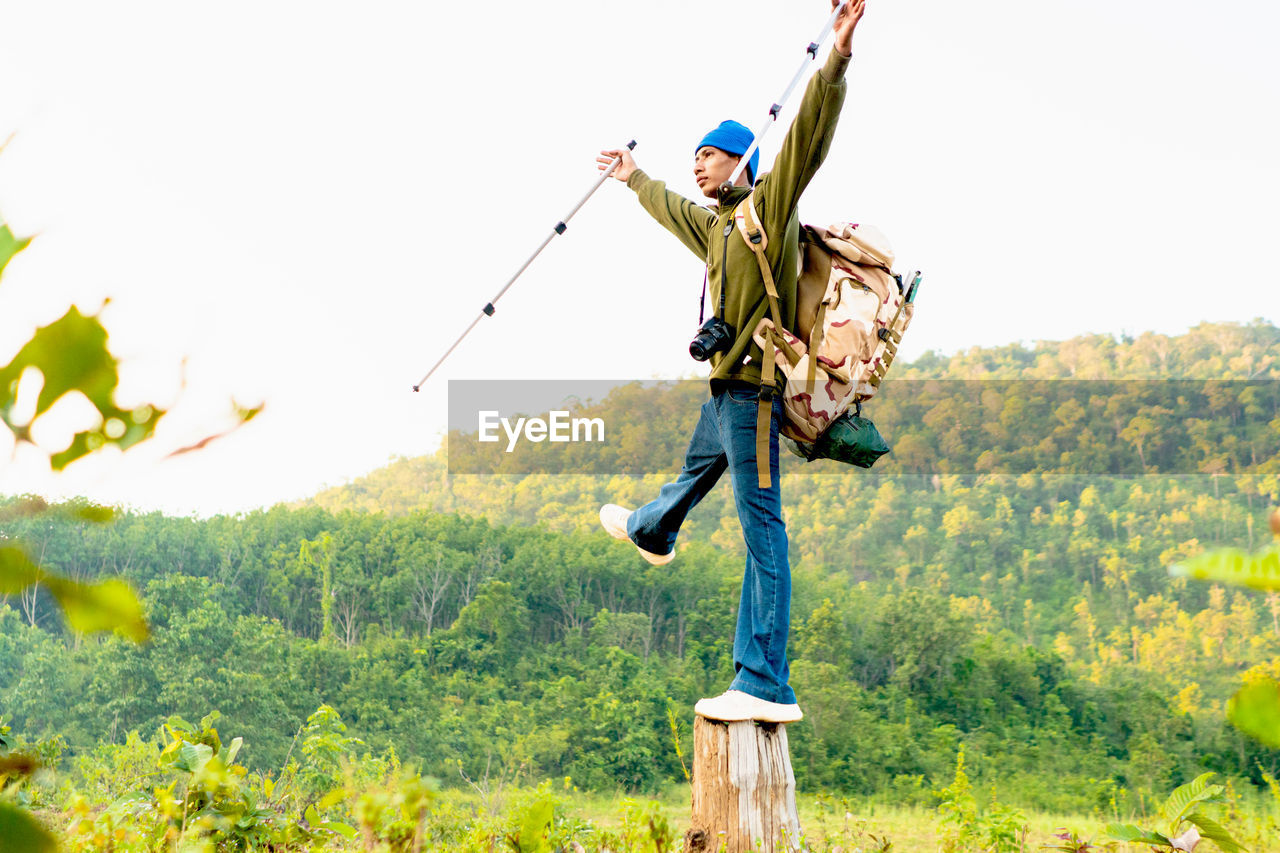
2, 320, 1279, 820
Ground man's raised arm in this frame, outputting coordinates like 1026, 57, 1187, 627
754, 0, 865, 241
598, 148, 715, 261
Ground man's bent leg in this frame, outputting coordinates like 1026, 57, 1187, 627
717, 388, 795, 705
626, 396, 729, 557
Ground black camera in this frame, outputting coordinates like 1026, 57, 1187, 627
689, 317, 735, 362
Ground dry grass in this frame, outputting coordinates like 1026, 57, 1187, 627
561, 785, 1280, 853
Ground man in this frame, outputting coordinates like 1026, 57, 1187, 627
596, 0, 865, 724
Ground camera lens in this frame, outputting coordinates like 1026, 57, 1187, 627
689, 317, 734, 362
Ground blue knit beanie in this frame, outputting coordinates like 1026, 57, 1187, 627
695, 120, 759, 183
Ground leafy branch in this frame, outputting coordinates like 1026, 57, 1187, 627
0, 158, 260, 850
1106, 773, 1245, 853
1168, 510, 1280, 748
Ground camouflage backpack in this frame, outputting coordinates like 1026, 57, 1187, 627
734, 191, 919, 486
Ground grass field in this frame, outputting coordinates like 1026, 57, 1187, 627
32, 776, 1280, 852
542, 785, 1280, 852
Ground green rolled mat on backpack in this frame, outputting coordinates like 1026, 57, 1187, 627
784, 411, 890, 468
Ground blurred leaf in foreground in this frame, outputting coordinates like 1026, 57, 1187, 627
0, 306, 166, 470
0, 186, 158, 651
1227, 679, 1280, 749
0, 496, 115, 524
1170, 510, 1280, 753
0, 802, 56, 853
0, 170, 249, 648
167, 399, 265, 457
0, 220, 32, 278
0, 545, 148, 642
1169, 546, 1280, 592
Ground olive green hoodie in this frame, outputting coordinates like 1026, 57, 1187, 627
626, 48, 850, 386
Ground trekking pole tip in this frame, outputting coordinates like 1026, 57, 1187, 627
412, 385, 420, 392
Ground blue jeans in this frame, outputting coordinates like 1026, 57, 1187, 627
626, 381, 795, 705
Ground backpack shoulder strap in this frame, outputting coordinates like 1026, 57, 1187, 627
732, 190, 785, 491
733, 192, 784, 328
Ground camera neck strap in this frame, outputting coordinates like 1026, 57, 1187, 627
699, 218, 734, 325
717, 219, 732, 319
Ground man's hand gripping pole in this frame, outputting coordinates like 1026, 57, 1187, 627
412, 140, 637, 392
721, 1, 848, 196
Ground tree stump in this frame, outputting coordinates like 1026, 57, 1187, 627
683, 717, 800, 853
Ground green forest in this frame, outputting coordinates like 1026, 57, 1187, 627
4, 320, 1280, 850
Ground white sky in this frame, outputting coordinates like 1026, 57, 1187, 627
0, 0, 1276, 516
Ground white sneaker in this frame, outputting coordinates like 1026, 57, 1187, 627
599, 504, 674, 566
694, 690, 803, 723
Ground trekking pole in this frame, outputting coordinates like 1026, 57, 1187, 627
412, 140, 637, 391
721, 0, 848, 194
